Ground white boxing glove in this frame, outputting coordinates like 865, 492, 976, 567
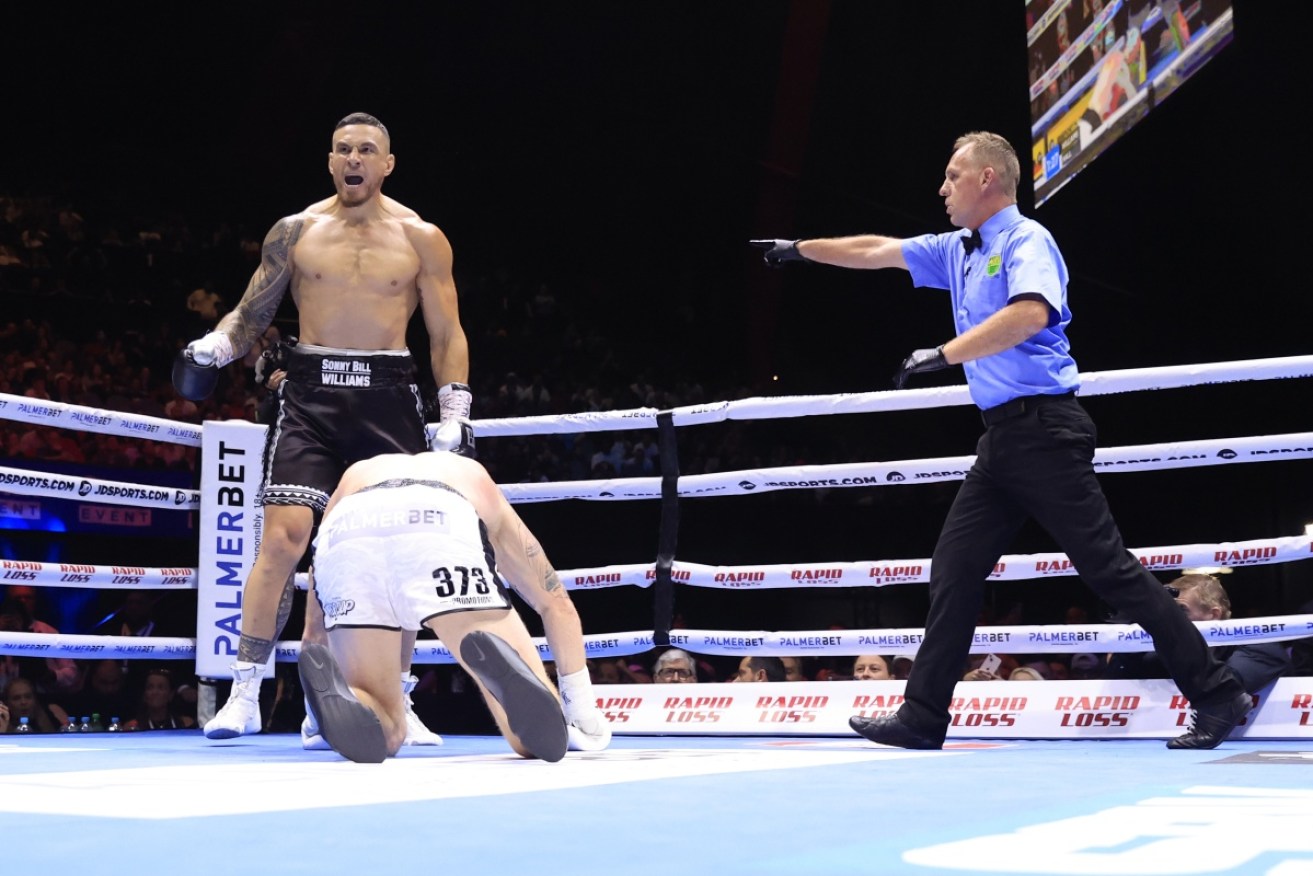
558, 667, 612, 752
187, 332, 236, 368
430, 382, 476, 457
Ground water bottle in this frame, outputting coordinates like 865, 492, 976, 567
78, 715, 92, 732
16, 717, 31, 733
90, 713, 104, 732
62, 716, 77, 733
107, 716, 121, 733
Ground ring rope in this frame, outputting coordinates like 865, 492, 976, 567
5, 355, 1309, 441
0, 465, 200, 510
471, 354, 1313, 436
496, 432, 1313, 503
7, 425, 1301, 509
6, 530, 1308, 593
3, 613, 1309, 662
0, 394, 202, 445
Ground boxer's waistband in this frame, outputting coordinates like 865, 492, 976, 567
286, 345, 415, 387
357, 478, 464, 499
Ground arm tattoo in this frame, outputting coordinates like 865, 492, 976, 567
541, 568, 562, 593
216, 216, 303, 354
521, 522, 561, 592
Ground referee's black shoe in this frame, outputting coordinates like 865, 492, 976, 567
848, 713, 943, 750
1166, 691, 1253, 750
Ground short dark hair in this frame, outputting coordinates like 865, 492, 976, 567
334, 113, 389, 142
747, 655, 787, 682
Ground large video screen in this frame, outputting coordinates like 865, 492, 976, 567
1028, 0, 1234, 206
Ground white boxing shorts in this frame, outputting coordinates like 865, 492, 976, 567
312, 479, 512, 630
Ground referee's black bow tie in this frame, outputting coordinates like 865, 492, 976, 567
963, 230, 983, 254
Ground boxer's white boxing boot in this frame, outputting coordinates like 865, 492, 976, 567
400, 673, 444, 746
301, 699, 331, 750
203, 661, 265, 739
305, 671, 443, 750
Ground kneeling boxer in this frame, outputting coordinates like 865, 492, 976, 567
301, 450, 611, 763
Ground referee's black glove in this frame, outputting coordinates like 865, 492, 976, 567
893, 346, 948, 390
748, 239, 808, 268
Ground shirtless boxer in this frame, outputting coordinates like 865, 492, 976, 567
300, 450, 612, 763
177, 113, 473, 745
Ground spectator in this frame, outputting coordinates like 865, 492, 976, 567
891, 656, 915, 680
0, 600, 43, 696
2, 585, 78, 689
588, 658, 647, 685
1060, 603, 1093, 626
1069, 653, 1104, 680
1107, 575, 1291, 695
732, 656, 786, 683
186, 284, 224, 323
853, 654, 894, 681
59, 658, 133, 726
126, 668, 197, 731
962, 654, 1019, 682
1008, 666, 1045, 681
92, 590, 185, 639
3, 676, 68, 733
652, 648, 699, 683
780, 656, 808, 682
163, 392, 200, 423
519, 372, 552, 414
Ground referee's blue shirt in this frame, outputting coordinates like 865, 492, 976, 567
901, 204, 1079, 411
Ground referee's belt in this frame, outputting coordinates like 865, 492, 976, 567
980, 391, 1076, 427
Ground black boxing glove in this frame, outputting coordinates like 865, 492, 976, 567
173, 331, 236, 401
172, 347, 220, 401
749, 239, 809, 268
893, 346, 948, 390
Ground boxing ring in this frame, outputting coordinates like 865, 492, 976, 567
3, 354, 1313, 874
2, 354, 1312, 738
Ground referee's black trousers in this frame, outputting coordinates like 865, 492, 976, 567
898, 396, 1244, 739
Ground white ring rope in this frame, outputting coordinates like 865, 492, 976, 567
3, 358, 1307, 509
0, 354, 1308, 679
0, 466, 200, 510
2, 614, 1309, 662
6, 530, 1309, 593
0, 561, 196, 589
473, 354, 1313, 435
5, 355, 1310, 441
498, 432, 1313, 503
553, 532, 1313, 590
0, 394, 202, 445
5, 432, 1303, 509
